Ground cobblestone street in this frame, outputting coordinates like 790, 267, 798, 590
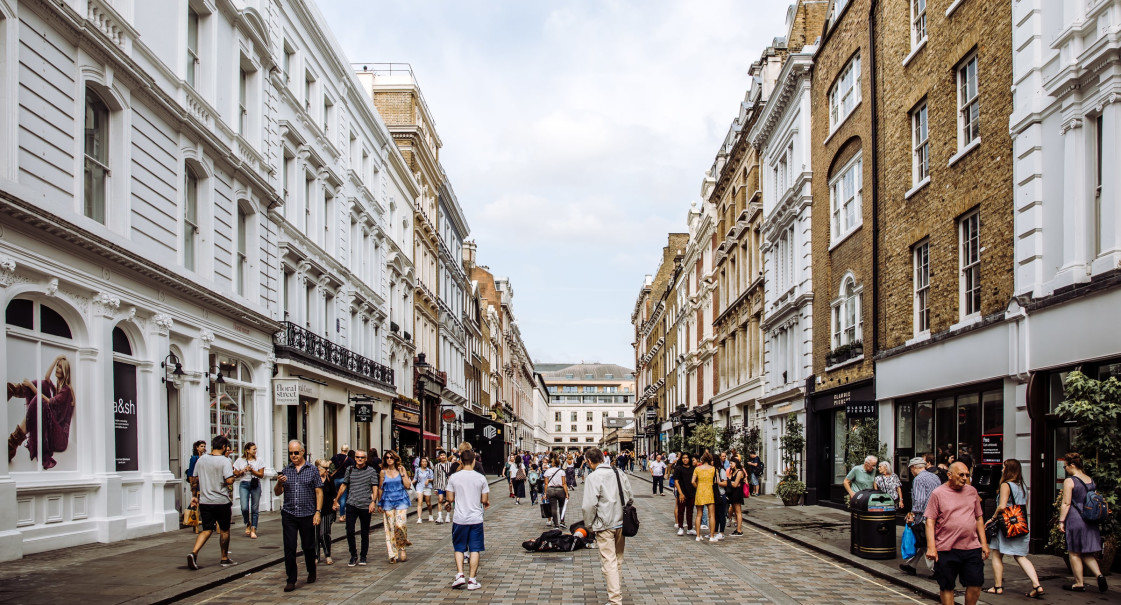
185, 479, 930, 605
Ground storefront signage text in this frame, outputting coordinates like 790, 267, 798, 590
354, 403, 373, 423
845, 401, 877, 418
393, 409, 420, 426
273, 379, 299, 406
981, 434, 1003, 465
113, 361, 139, 472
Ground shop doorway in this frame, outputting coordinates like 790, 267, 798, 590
167, 385, 182, 513
286, 402, 308, 463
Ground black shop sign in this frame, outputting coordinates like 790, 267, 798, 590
113, 361, 139, 472
981, 434, 1003, 465
845, 401, 878, 419
354, 403, 373, 423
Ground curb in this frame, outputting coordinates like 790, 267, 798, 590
151, 476, 507, 604
626, 470, 943, 603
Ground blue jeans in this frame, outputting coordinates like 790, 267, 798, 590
334, 477, 347, 513
239, 481, 261, 528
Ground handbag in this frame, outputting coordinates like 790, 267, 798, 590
1001, 504, 1029, 538
984, 516, 1003, 542
612, 468, 639, 537
182, 506, 200, 527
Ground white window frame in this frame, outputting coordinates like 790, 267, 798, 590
829, 53, 861, 131
830, 153, 863, 244
957, 54, 979, 149
913, 240, 931, 335
912, 101, 929, 186
959, 210, 981, 319
911, 0, 927, 48
238, 67, 248, 136
83, 88, 110, 224
830, 274, 863, 350
186, 6, 200, 87
183, 165, 199, 271
236, 206, 248, 296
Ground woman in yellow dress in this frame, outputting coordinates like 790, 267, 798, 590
691, 451, 717, 542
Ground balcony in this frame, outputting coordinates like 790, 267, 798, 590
274, 321, 394, 389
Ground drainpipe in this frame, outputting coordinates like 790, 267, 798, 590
868, 0, 881, 364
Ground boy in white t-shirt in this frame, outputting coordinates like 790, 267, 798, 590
445, 449, 490, 591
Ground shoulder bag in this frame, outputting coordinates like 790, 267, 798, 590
612, 468, 639, 537
1000, 483, 1029, 538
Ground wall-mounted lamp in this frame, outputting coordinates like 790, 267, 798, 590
161, 353, 185, 388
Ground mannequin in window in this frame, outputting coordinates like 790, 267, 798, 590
7, 354, 75, 469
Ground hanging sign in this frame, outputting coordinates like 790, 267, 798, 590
273, 379, 299, 406
354, 403, 373, 423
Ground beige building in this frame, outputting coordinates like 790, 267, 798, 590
539, 363, 635, 449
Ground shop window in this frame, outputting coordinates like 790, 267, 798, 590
898, 387, 1002, 469
209, 353, 254, 459
112, 326, 132, 355
84, 88, 111, 224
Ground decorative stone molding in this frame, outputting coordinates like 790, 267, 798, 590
199, 329, 215, 349
59, 289, 90, 314
45, 278, 59, 297
153, 313, 174, 335
93, 291, 121, 317
1060, 116, 1083, 135
1094, 93, 1120, 114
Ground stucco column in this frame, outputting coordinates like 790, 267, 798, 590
91, 291, 127, 543
1059, 117, 1088, 281
148, 313, 179, 530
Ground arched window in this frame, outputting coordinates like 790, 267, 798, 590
84, 88, 110, 224
112, 325, 139, 471
830, 274, 863, 355
209, 353, 254, 458
5, 297, 77, 472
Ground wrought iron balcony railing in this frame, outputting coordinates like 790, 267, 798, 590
274, 321, 394, 389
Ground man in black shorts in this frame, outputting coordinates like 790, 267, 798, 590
925, 461, 989, 605
187, 435, 236, 570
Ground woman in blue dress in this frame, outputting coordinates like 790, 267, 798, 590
986, 459, 1042, 598
1059, 452, 1107, 593
376, 450, 413, 563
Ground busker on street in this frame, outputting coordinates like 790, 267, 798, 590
375, 450, 413, 563
433, 450, 454, 523
900, 456, 941, 576
581, 447, 634, 605
843, 455, 878, 500
544, 453, 568, 528
649, 454, 667, 495
275, 439, 323, 593
314, 459, 336, 565
334, 447, 379, 566
186, 435, 236, 570
925, 461, 989, 605
445, 449, 490, 591
673, 452, 695, 535
726, 458, 746, 536
1058, 452, 1107, 593
986, 458, 1043, 598
233, 441, 264, 539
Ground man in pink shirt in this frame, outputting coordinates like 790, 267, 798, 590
925, 461, 989, 605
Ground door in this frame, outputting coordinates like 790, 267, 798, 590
167, 386, 182, 513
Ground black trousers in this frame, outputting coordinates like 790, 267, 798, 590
281, 511, 316, 584
714, 494, 728, 534
547, 487, 566, 527
652, 476, 664, 494
345, 505, 372, 558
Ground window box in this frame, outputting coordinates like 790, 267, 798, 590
826, 340, 863, 367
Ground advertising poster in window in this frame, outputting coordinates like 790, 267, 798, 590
113, 361, 139, 471
6, 299, 78, 473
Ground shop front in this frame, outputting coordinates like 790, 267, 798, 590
806, 379, 875, 506
392, 397, 422, 460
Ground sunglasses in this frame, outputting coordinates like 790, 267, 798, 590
288, 451, 301, 456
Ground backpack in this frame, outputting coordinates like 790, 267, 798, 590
515, 466, 526, 481
1075, 477, 1109, 522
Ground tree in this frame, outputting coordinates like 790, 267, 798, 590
845, 417, 889, 470
667, 433, 684, 455
1055, 370, 1121, 544
687, 422, 719, 454
777, 413, 807, 503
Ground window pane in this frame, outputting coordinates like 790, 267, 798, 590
112, 326, 132, 355
935, 396, 956, 463
915, 400, 934, 456
957, 393, 980, 464
982, 389, 1002, 435
896, 402, 914, 450
40, 304, 72, 339
5, 298, 34, 329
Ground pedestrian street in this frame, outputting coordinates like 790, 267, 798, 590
187, 478, 930, 605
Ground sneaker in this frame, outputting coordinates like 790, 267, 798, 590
358, 557, 367, 566
687, 529, 696, 536
715, 533, 724, 540
348, 556, 357, 567
186, 552, 199, 571
417, 518, 423, 524
899, 564, 916, 576
428, 516, 434, 522
701, 524, 709, 530
731, 530, 743, 536
452, 573, 466, 588
709, 536, 719, 543
220, 559, 237, 567
467, 578, 481, 591
696, 536, 703, 542
674, 523, 679, 529
677, 528, 684, 536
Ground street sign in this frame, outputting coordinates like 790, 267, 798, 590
442, 409, 456, 422
354, 403, 373, 423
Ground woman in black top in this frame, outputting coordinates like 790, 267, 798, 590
726, 459, 746, 536
673, 453, 695, 535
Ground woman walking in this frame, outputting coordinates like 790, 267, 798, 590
565, 453, 577, 489
504, 454, 518, 498
985, 459, 1043, 598
314, 459, 336, 564
527, 463, 541, 505
511, 456, 527, 505
692, 452, 717, 542
377, 451, 413, 563
874, 461, 903, 506
233, 442, 265, 538
414, 457, 435, 523
543, 453, 568, 528
726, 459, 746, 536
1059, 452, 1107, 593
673, 453, 695, 536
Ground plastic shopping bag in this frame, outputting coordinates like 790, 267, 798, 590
900, 523, 917, 560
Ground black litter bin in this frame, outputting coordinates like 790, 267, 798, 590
850, 489, 897, 559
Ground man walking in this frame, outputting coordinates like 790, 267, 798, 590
329, 445, 353, 522
900, 456, 942, 575
445, 449, 490, 591
333, 448, 378, 566
186, 435, 236, 570
582, 447, 634, 605
275, 440, 323, 593
649, 454, 667, 495
433, 450, 454, 523
843, 455, 878, 500
925, 461, 989, 605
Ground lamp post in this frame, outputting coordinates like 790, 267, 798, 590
161, 353, 185, 388
415, 353, 428, 458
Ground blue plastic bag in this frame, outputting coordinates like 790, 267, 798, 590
900, 523, 917, 560
669, 476, 675, 489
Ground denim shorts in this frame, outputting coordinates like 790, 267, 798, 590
451, 522, 485, 553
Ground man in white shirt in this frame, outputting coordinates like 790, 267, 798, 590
667, 451, 678, 465
648, 454, 667, 496
445, 449, 490, 591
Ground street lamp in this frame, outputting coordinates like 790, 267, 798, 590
161, 353, 185, 388
416, 353, 428, 457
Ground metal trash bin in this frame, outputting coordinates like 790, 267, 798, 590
850, 489, 897, 560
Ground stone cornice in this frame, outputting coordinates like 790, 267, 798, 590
749, 53, 814, 150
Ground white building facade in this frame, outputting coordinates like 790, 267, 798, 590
436, 179, 468, 450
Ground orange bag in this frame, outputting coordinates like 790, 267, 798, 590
1001, 504, 1029, 538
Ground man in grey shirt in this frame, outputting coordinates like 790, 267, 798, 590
187, 435, 235, 570
334, 449, 379, 566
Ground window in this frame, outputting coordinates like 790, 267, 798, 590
83, 89, 110, 224
911, 0, 927, 47
553, 437, 563, 443
586, 437, 594, 442
1094, 114, 1105, 256
323, 97, 333, 133
563, 386, 576, 393
605, 373, 613, 379
586, 424, 593, 432
583, 386, 596, 393
829, 53, 861, 130
184, 166, 199, 271
585, 374, 594, 379
912, 102, 929, 186
957, 54, 979, 147
617, 412, 624, 418
238, 68, 248, 136
209, 354, 254, 462
236, 208, 248, 296
569, 437, 578, 443
570, 412, 577, 421
570, 425, 576, 433
554, 411, 561, 422
282, 42, 293, 84
304, 71, 314, 112
186, 7, 199, 87
555, 424, 561, 433
830, 154, 862, 242
913, 240, 930, 334
831, 276, 862, 350
959, 211, 981, 317
586, 411, 593, 421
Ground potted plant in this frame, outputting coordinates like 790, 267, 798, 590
777, 413, 806, 505
851, 340, 864, 357
777, 465, 807, 505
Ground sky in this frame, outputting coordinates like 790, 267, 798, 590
318, 0, 791, 368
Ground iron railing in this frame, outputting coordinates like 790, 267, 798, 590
274, 321, 394, 389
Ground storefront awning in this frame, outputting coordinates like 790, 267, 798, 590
397, 424, 420, 434
422, 431, 440, 441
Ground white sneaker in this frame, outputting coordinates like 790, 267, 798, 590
451, 573, 466, 589
715, 533, 724, 540
687, 529, 696, 536
428, 516, 434, 522
709, 536, 719, 543
417, 518, 423, 524
467, 578, 481, 591
677, 528, 684, 536
701, 524, 709, 530
436, 515, 444, 524
674, 523, 679, 529
696, 536, 703, 542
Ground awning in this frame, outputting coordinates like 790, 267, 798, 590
397, 425, 420, 434
422, 431, 440, 441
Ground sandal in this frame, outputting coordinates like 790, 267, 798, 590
985, 587, 1003, 595
325, 557, 333, 565
1026, 586, 1044, 599
1061, 584, 1086, 592
388, 557, 397, 564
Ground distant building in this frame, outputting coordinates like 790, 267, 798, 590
537, 363, 635, 449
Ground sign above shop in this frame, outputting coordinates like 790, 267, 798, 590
273, 379, 299, 406
981, 434, 1003, 465
393, 408, 419, 426
845, 401, 877, 418
354, 404, 373, 423
442, 409, 456, 422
